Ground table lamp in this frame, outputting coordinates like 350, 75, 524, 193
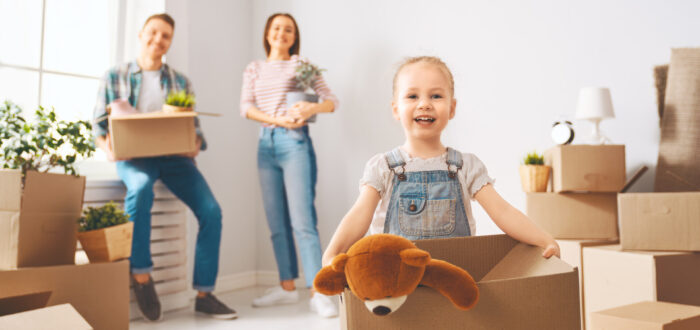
575, 87, 615, 144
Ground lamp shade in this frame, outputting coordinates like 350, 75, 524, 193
575, 87, 615, 120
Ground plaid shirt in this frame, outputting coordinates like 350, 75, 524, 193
93, 60, 207, 150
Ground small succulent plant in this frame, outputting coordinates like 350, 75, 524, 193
77, 201, 130, 232
295, 59, 326, 91
165, 90, 196, 108
522, 151, 545, 165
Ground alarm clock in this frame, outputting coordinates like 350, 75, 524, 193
551, 120, 574, 145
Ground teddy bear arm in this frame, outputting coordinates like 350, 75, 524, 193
313, 266, 348, 295
420, 259, 479, 311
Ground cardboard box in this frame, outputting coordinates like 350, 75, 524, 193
589, 301, 700, 330
0, 304, 93, 329
557, 239, 618, 329
340, 235, 581, 330
527, 192, 619, 239
545, 145, 626, 192
582, 245, 700, 327
619, 192, 700, 252
109, 111, 197, 159
0, 260, 129, 330
0, 170, 85, 269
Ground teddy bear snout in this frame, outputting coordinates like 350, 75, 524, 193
364, 295, 408, 316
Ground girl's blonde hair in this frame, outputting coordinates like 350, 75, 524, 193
392, 56, 455, 98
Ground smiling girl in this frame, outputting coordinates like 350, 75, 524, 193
322, 56, 559, 266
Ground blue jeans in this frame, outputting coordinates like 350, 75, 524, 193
257, 127, 322, 288
116, 156, 222, 292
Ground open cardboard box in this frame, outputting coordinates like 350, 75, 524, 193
582, 244, 700, 327
109, 111, 199, 159
618, 192, 700, 252
589, 301, 700, 330
545, 145, 626, 193
0, 304, 93, 330
340, 235, 581, 330
0, 170, 85, 269
0, 260, 129, 330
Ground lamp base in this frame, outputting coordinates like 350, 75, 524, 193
584, 118, 613, 145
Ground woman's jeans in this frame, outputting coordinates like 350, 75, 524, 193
257, 126, 322, 288
116, 156, 222, 292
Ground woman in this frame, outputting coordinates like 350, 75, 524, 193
240, 13, 338, 318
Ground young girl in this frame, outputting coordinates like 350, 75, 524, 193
322, 56, 559, 266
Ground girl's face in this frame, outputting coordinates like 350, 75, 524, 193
267, 16, 296, 54
392, 63, 456, 142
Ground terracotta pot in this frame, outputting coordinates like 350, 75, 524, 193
77, 222, 133, 263
519, 165, 551, 192
162, 104, 193, 113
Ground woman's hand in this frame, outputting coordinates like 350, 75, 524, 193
287, 101, 318, 122
542, 240, 561, 259
274, 115, 307, 129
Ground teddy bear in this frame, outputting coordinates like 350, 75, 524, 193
313, 234, 479, 316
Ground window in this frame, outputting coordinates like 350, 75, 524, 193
0, 0, 165, 176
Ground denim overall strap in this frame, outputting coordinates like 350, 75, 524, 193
383, 147, 471, 239
384, 148, 407, 181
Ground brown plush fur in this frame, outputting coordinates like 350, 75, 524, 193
314, 234, 479, 311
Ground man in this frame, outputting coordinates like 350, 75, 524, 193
94, 13, 236, 321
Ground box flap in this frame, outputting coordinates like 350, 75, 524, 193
481, 243, 574, 281
0, 211, 21, 269
413, 235, 518, 281
595, 301, 700, 325
16, 212, 78, 268
22, 171, 85, 214
110, 111, 197, 120
0, 170, 22, 211
0, 291, 52, 316
0, 304, 93, 329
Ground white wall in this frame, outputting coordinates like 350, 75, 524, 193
168, 0, 700, 283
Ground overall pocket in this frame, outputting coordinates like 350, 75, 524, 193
398, 197, 456, 237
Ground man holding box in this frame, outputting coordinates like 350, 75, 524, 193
93, 13, 236, 321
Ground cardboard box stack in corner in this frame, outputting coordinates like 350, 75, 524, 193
0, 169, 130, 330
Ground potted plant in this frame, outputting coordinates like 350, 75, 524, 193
77, 201, 134, 263
286, 59, 326, 123
163, 90, 195, 113
519, 151, 551, 192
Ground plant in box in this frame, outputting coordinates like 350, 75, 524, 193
163, 90, 195, 113
519, 151, 551, 192
286, 59, 326, 123
77, 201, 134, 263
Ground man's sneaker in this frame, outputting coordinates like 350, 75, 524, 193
195, 293, 238, 320
131, 276, 162, 322
309, 293, 338, 318
252, 286, 299, 307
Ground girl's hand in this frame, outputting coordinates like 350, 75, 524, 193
542, 240, 561, 259
287, 101, 317, 122
274, 115, 306, 129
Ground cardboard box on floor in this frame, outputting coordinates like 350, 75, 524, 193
527, 192, 618, 240
589, 301, 700, 330
545, 145, 626, 193
557, 239, 618, 330
618, 192, 700, 252
0, 170, 85, 269
0, 304, 93, 330
582, 245, 700, 327
109, 111, 198, 159
0, 260, 129, 330
340, 235, 581, 330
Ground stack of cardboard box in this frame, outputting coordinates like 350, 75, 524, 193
526, 144, 700, 329
0, 170, 130, 330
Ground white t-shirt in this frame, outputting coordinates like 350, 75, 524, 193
136, 70, 165, 113
359, 147, 494, 236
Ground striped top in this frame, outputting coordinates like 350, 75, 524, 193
240, 55, 338, 125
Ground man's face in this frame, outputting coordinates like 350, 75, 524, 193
139, 18, 173, 60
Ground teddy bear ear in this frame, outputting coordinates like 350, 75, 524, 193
331, 253, 349, 272
400, 248, 431, 267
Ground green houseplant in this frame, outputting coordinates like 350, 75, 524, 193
286, 59, 326, 123
519, 151, 551, 192
163, 90, 195, 113
77, 201, 134, 263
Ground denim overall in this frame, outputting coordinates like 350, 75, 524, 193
383, 147, 471, 240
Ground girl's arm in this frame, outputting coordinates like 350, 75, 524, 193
474, 184, 560, 258
322, 185, 381, 266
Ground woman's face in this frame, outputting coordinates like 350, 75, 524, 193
267, 15, 296, 54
